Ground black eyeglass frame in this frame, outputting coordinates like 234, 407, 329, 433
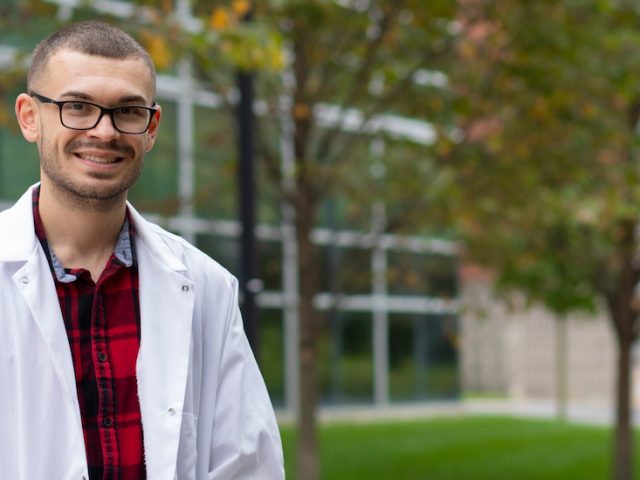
30, 92, 158, 135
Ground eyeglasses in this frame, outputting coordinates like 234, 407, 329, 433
30, 92, 158, 134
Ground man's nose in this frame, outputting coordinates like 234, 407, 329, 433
88, 112, 119, 140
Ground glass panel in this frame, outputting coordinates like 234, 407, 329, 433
319, 245, 371, 295
193, 106, 236, 220
388, 251, 457, 298
318, 194, 370, 232
389, 313, 459, 401
304, 127, 373, 230
259, 239, 282, 291
320, 311, 373, 405
192, 105, 281, 225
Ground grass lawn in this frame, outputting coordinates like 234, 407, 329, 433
280, 415, 628, 479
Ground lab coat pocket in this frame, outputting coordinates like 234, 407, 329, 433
175, 412, 198, 480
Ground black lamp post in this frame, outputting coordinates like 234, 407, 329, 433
236, 4, 260, 358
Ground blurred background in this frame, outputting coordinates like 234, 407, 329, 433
2, 1, 640, 479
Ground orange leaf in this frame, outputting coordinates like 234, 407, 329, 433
141, 32, 171, 70
232, 0, 251, 17
210, 7, 230, 30
294, 103, 311, 120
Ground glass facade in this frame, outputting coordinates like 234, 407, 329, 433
0, 0, 460, 412
389, 314, 459, 401
320, 312, 374, 405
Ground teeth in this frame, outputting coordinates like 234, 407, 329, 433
78, 154, 119, 164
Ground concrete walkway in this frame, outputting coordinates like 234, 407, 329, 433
277, 398, 627, 426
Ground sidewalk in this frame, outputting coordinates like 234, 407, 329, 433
277, 398, 624, 426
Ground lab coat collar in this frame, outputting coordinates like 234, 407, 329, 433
125, 201, 188, 273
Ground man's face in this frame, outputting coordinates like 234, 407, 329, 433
26, 48, 161, 204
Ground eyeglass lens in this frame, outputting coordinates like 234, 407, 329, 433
61, 102, 152, 134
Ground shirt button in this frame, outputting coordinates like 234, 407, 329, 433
181, 285, 190, 292
20, 276, 29, 284
97, 352, 108, 362
103, 417, 113, 427
168, 408, 176, 416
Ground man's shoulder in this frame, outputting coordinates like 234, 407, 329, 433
136, 216, 236, 285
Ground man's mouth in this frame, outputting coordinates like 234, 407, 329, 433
74, 152, 123, 164
66, 140, 133, 162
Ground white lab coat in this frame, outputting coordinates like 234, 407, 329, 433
0, 186, 284, 480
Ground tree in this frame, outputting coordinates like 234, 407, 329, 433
446, 2, 640, 479
245, 2, 458, 479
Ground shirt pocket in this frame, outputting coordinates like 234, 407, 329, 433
175, 412, 198, 480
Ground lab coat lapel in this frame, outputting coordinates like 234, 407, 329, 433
131, 207, 195, 480
14, 247, 79, 404
2, 186, 78, 405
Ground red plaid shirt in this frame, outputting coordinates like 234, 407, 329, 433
33, 187, 146, 480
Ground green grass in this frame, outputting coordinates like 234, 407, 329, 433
280, 415, 627, 479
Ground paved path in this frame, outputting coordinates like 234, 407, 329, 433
277, 399, 629, 426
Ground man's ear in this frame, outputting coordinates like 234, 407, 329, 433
15, 93, 40, 143
144, 104, 162, 152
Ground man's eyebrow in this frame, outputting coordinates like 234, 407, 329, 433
118, 94, 150, 105
58, 91, 149, 105
58, 91, 93, 101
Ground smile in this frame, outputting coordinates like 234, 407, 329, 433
75, 152, 124, 164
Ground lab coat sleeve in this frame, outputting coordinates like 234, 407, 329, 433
207, 277, 285, 480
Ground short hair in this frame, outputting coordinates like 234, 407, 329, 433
28, 20, 156, 97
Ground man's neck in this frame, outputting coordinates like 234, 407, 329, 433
38, 182, 128, 281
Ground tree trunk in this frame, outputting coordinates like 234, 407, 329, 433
295, 189, 321, 480
613, 330, 633, 480
555, 315, 568, 421
611, 220, 637, 480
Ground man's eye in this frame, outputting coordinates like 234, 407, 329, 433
63, 102, 93, 114
118, 106, 146, 117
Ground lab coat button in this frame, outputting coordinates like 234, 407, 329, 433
168, 408, 176, 416
181, 285, 190, 292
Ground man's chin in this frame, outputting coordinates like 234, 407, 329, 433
52, 181, 130, 210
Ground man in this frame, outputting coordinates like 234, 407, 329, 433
1, 20, 284, 480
